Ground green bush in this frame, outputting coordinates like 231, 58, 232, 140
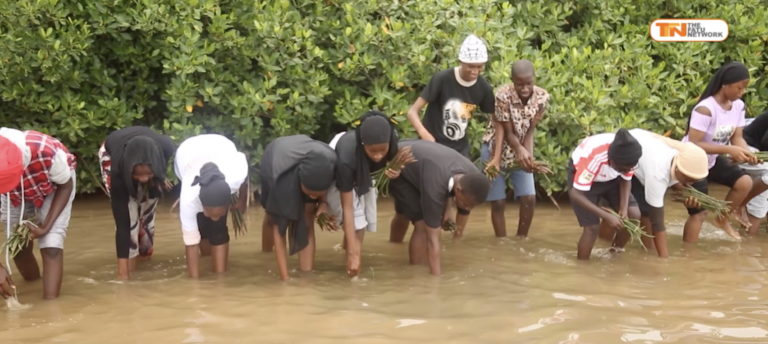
1, 0, 766, 198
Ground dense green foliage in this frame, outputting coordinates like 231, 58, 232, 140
1, 0, 767, 197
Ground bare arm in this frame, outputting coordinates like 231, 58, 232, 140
731, 127, 751, 151
185, 245, 200, 278
647, 206, 666, 233
339, 191, 360, 275
406, 97, 432, 140
523, 105, 546, 153
619, 178, 631, 215
492, 120, 504, 162
38, 178, 74, 236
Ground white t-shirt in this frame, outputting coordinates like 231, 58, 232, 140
629, 129, 679, 208
174, 134, 248, 246
0, 127, 72, 185
570, 133, 634, 191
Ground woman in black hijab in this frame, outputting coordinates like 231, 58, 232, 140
324, 110, 399, 277
682, 61, 757, 241
259, 135, 337, 281
99, 126, 176, 279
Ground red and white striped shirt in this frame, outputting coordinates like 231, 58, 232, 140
570, 133, 633, 191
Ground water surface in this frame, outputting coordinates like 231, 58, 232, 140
2, 185, 768, 343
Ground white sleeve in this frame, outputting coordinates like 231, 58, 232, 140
644, 176, 669, 208
179, 184, 202, 246
49, 150, 73, 184
225, 152, 249, 194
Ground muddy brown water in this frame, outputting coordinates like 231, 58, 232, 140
2, 185, 768, 343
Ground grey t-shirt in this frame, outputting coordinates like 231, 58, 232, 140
398, 140, 478, 228
264, 134, 338, 182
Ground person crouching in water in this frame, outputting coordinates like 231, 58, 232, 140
325, 111, 399, 277
174, 134, 249, 278
567, 128, 642, 260
99, 126, 176, 279
388, 140, 490, 275
0, 128, 76, 299
259, 135, 337, 281
599, 129, 709, 257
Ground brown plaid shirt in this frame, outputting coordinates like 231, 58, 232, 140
482, 84, 550, 166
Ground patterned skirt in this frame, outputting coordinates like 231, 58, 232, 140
98, 141, 158, 258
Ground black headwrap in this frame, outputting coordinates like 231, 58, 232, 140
192, 163, 231, 207
353, 110, 399, 195
267, 148, 335, 255
686, 61, 750, 134
608, 128, 642, 167
121, 136, 167, 199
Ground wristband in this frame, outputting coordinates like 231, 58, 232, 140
457, 208, 470, 216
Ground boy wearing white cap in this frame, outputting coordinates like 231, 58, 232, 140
406, 34, 495, 157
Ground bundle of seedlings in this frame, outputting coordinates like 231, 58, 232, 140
316, 212, 340, 231
671, 186, 731, 219
1, 214, 39, 258
230, 193, 247, 237
603, 208, 653, 251
371, 146, 417, 197
441, 220, 458, 232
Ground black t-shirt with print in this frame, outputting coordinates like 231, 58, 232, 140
743, 111, 768, 151
398, 140, 478, 229
420, 68, 495, 155
334, 131, 387, 193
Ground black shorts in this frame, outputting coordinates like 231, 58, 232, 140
567, 160, 638, 227
197, 212, 229, 246
390, 177, 424, 223
686, 155, 748, 215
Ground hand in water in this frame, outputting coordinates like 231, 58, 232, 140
346, 245, 361, 277
384, 168, 400, 179
0, 264, 14, 299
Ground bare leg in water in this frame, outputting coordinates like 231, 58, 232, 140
389, 213, 410, 243
262, 216, 274, 252
712, 175, 752, 239
13, 241, 64, 299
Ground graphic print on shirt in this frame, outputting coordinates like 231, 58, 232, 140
712, 125, 736, 145
442, 99, 476, 141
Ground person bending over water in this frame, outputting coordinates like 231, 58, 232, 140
325, 111, 400, 277
99, 126, 176, 279
0, 129, 76, 299
483, 59, 550, 238
175, 134, 249, 278
259, 135, 336, 281
388, 140, 490, 275
733, 110, 768, 236
567, 129, 642, 260
599, 129, 709, 257
682, 61, 758, 240
0, 142, 21, 300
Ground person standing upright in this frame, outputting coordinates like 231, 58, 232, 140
406, 34, 495, 158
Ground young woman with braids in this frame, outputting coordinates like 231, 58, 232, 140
99, 126, 176, 279
325, 110, 399, 277
174, 134, 249, 278
682, 61, 759, 241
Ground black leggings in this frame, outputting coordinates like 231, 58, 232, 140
198, 212, 230, 246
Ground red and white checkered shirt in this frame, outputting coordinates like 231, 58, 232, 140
8, 131, 76, 208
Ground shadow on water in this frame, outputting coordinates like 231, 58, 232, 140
2, 186, 768, 343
